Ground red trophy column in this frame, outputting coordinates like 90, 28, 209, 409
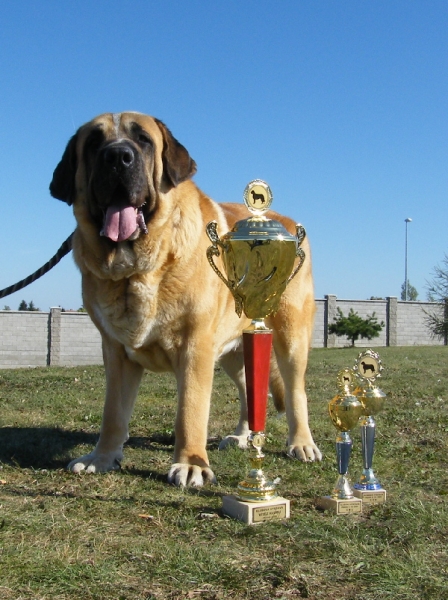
243, 329, 273, 433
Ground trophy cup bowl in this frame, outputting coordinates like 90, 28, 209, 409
206, 216, 305, 321
354, 381, 386, 417
207, 180, 306, 524
328, 392, 365, 433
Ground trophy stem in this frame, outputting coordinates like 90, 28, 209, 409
237, 436, 277, 502
332, 431, 355, 500
237, 322, 277, 502
243, 323, 272, 433
354, 415, 383, 491
360, 415, 376, 470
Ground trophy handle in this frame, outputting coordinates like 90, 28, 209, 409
286, 224, 306, 285
206, 221, 245, 318
205, 221, 231, 285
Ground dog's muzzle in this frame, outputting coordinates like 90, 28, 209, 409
93, 141, 149, 243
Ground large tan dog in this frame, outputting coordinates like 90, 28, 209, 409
50, 112, 321, 486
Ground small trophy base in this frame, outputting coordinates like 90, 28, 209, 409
353, 488, 387, 506
316, 495, 362, 515
222, 494, 290, 525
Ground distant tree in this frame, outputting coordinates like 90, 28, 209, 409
401, 280, 418, 301
77, 306, 87, 312
369, 296, 383, 300
329, 307, 385, 347
3, 305, 11, 310
18, 300, 40, 311
424, 253, 448, 341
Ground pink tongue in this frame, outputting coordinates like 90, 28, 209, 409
102, 206, 138, 242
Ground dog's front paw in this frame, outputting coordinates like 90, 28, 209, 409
67, 452, 122, 474
286, 441, 322, 462
218, 433, 250, 450
167, 463, 217, 487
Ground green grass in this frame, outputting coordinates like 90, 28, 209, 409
0, 346, 447, 599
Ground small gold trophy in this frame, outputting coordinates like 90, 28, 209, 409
206, 180, 306, 524
353, 350, 387, 506
316, 369, 363, 514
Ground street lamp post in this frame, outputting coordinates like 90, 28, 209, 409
404, 218, 412, 301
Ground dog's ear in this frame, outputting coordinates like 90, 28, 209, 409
154, 118, 197, 187
49, 133, 78, 205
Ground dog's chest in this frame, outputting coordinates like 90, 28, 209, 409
90, 275, 184, 360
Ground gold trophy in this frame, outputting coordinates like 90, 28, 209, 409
316, 369, 364, 514
353, 350, 387, 506
206, 179, 306, 524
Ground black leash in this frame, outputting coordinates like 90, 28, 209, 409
0, 232, 74, 299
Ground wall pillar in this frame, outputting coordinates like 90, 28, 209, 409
386, 297, 397, 346
324, 294, 337, 348
48, 307, 62, 365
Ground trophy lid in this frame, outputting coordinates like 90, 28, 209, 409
225, 215, 298, 242
223, 180, 298, 244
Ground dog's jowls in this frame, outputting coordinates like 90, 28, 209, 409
50, 112, 321, 487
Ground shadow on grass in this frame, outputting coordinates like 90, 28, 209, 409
0, 427, 225, 496
0, 426, 99, 469
0, 427, 184, 470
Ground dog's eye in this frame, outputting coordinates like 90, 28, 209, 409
85, 130, 104, 153
138, 133, 152, 146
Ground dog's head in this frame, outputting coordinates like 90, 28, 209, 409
50, 112, 197, 242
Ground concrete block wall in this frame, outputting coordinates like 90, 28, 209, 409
323, 296, 445, 348
327, 297, 388, 348
312, 300, 325, 348
396, 301, 444, 346
0, 308, 103, 369
58, 311, 103, 366
0, 298, 445, 368
0, 311, 49, 367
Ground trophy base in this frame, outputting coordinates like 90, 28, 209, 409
222, 495, 290, 525
316, 495, 362, 515
353, 488, 387, 506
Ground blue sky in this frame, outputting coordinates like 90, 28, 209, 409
0, 1, 447, 310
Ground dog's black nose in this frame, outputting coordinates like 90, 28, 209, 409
103, 145, 135, 170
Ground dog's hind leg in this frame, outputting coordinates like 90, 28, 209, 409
218, 351, 250, 449
268, 306, 322, 462
269, 353, 286, 414
68, 338, 144, 474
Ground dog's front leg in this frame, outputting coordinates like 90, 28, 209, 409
68, 339, 144, 474
168, 342, 217, 487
